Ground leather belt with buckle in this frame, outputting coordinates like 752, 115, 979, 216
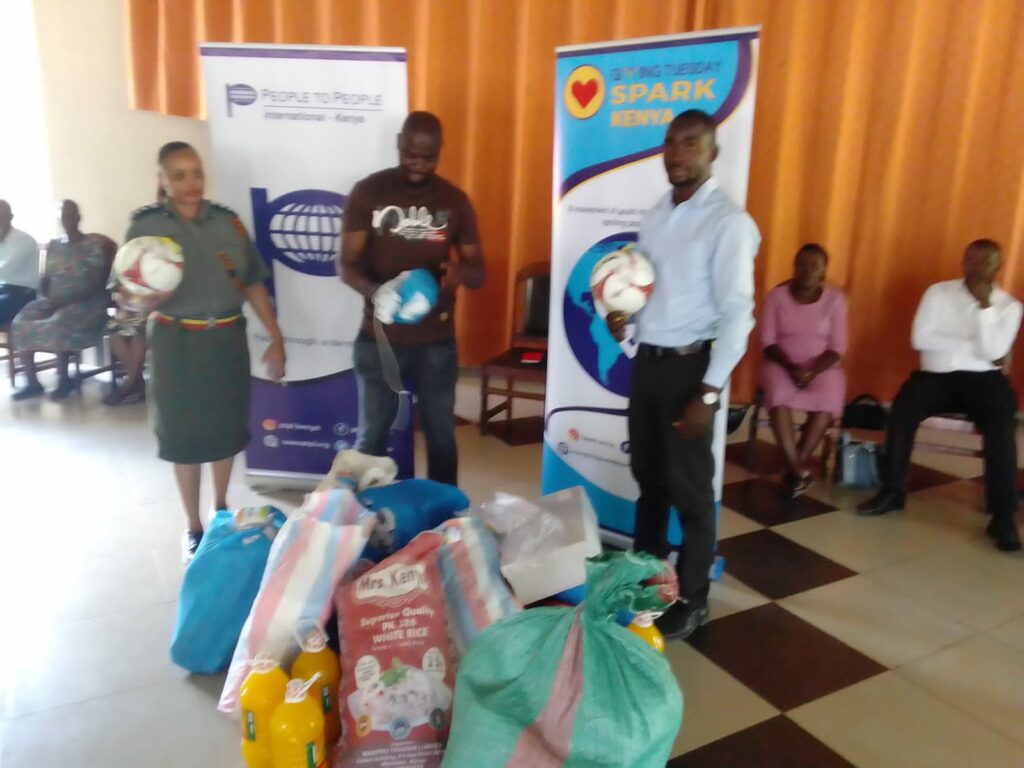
154, 312, 244, 331
637, 341, 712, 358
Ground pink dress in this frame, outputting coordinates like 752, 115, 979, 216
760, 283, 847, 416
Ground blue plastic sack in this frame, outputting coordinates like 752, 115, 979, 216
358, 479, 470, 562
170, 507, 286, 674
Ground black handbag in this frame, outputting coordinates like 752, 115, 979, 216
841, 394, 889, 431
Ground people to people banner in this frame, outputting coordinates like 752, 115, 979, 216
543, 28, 761, 546
200, 44, 411, 486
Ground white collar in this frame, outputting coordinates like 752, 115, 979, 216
664, 176, 718, 210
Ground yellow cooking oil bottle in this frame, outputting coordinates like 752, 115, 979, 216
240, 655, 289, 768
270, 673, 325, 768
627, 612, 666, 653
291, 623, 341, 746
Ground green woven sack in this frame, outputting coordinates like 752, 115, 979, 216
442, 551, 683, 767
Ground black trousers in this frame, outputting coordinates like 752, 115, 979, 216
883, 370, 1019, 518
0, 284, 36, 325
629, 347, 715, 602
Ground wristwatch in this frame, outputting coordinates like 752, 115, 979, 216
701, 390, 720, 407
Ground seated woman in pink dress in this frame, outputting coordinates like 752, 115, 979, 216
761, 243, 848, 497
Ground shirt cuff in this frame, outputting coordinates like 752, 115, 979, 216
701, 362, 730, 390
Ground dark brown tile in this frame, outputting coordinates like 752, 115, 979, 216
905, 463, 959, 493
721, 477, 837, 527
668, 715, 854, 768
717, 529, 856, 600
971, 467, 1024, 489
482, 416, 544, 446
725, 439, 786, 475
687, 603, 885, 711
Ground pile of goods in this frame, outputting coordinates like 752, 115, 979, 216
169, 449, 683, 767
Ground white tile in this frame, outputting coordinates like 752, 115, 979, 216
988, 615, 1024, 654
800, 480, 875, 511
780, 576, 972, 667
664, 640, 778, 755
774, 509, 964, 573
903, 480, 989, 537
898, 634, 1024, 747
0, 601, 182, 718
867, 538, 1024, 631
1, 678, 243, 768
791, 672, 1024, 768
0, 545, 182, 625
717, 505, 763, 540
707, 572, 770, 621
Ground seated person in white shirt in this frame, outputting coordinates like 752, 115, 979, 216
0, 200, 40, 325
858, 239, 1022, 552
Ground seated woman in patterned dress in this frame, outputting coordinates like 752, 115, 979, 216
760, 243, 848, 498
11, 201, 114, 401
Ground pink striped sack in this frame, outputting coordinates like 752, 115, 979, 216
435, 517, 521, 657
218, 488, 373, 714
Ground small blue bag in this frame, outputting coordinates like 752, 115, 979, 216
358, 479, 470, 562
835, 432, 882, 489
170, 507, 286, 674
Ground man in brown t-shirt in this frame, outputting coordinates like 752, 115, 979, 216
339, 111, 485, 485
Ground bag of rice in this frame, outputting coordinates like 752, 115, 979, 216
336, 532, 454, 767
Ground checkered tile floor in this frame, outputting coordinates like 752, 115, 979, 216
2, 369, 1022, 767
664, 438, 1024, 766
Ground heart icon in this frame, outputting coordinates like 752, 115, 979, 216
572, 79, 599, 109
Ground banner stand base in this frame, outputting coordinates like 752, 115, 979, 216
246, 469, 322, 492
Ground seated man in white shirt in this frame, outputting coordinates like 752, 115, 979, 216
0, 200, 40, 325
858, 239, 1022, 552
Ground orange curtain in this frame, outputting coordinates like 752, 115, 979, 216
126, 0, 1024, 402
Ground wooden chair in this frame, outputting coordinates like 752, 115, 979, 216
0, 325, 15, 387
479, 262, 550, 439
745, 387, 839, 478
5, 242, 117, 395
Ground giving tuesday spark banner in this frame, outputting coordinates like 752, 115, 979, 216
544, 28, 760, 545
201, 44, 410, 486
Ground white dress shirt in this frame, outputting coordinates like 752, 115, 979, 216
0, 227, 40, 289
636, 177, 761, 388
911, 279, 1022, 373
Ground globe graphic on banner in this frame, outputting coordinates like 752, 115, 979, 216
563, 232, 638, 397
268, 201, 343, 270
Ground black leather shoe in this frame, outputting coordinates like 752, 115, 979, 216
857, 490, 905, 516
182, 529, 204, 563
11, 383, 44, 401
655, 600, 710, 641
49, 379, 76, 401
986, 517, 1022, 552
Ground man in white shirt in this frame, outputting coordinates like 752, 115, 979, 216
607, 110, 760, 639
859, 240, 1022, 551
0, 200, 40, 324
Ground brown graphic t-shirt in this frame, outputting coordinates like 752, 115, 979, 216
343, 167, 480, 345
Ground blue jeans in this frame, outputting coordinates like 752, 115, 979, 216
353, 335, 459, 485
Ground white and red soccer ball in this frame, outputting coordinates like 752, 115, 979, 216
589, 245, 656, 315
113, 236, 185, 294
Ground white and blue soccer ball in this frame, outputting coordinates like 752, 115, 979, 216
376, 268, 440, 325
